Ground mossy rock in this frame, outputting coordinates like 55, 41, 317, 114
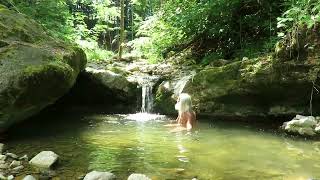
0, 6, 87, 131
154, 82, 176, 115
181, 56, 320, 117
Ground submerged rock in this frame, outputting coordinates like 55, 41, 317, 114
29, 151, 59, 169
127, 173, 151, 180
83, 171, 116, 180
9, 160, 21, 168
0, 163, 8, 169
0, 155, 6, 161
315, 125, 320, 133
19, 154, 28, 161
5, 153, 18, 160
282, 115, 318, 136
0, 6, 87, 132
23, 175, 36, 180
0, 173, 5, 180
11, 165, 24, 172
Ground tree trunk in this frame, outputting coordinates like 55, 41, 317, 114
131, 2, 134, 40
118, 0, 125, 59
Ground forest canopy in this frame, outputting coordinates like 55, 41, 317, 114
1, 0, 320, 63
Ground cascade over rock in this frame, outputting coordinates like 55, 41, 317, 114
0, 6, 87, 131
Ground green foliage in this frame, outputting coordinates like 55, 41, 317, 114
4, 0, 120, 61
86, 48, 114, 61
5, 0, 317, 64
130, 15, 184, 62
11, 0, 75, 40
76, 39, 113, 61
277, 0, 320, 38
200, 53, 224, 66
132, 0, 285, 63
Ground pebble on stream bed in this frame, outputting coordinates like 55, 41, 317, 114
0, 144, 34, 179
0, 143, 166, 180
29, 151, 59, 169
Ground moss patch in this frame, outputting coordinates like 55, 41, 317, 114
179, 56, 320, 117
0, 7, 87, 131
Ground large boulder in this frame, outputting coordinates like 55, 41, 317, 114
54, 62, 140, 113
0, 6, 86, 131
84, 66, 138, 101
184, 57, 320, 117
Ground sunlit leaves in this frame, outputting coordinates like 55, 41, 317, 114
12, 0, 75, 40
278, 0, 320, 38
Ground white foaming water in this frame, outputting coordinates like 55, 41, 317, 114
125, 113, 166, 122
126, 75, 168, 122
173, 71, 196, 96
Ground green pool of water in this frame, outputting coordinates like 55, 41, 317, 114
5, 112, 320, 180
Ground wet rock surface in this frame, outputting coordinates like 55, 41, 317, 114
83, 171, 116, 180
282, 115, 320, 136
29, 151, 59, 169
127, 173, 151, 180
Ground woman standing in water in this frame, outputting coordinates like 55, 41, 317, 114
175, 93, 196, 130
165, 93, 196, 131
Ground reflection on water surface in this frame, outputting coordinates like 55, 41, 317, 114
5, 112, 320, 180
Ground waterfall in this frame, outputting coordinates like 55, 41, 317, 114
125, 75, 166, 121
141, 84, 153, 113
173, 71, 196, 96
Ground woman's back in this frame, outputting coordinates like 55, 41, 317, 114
179, 111, 196, 129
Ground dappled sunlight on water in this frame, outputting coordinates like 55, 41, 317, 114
5, 112, 320, 179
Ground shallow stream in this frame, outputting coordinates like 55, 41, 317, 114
5, 112, 320, 180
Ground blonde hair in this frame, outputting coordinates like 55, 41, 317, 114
175, 93, 193, 113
